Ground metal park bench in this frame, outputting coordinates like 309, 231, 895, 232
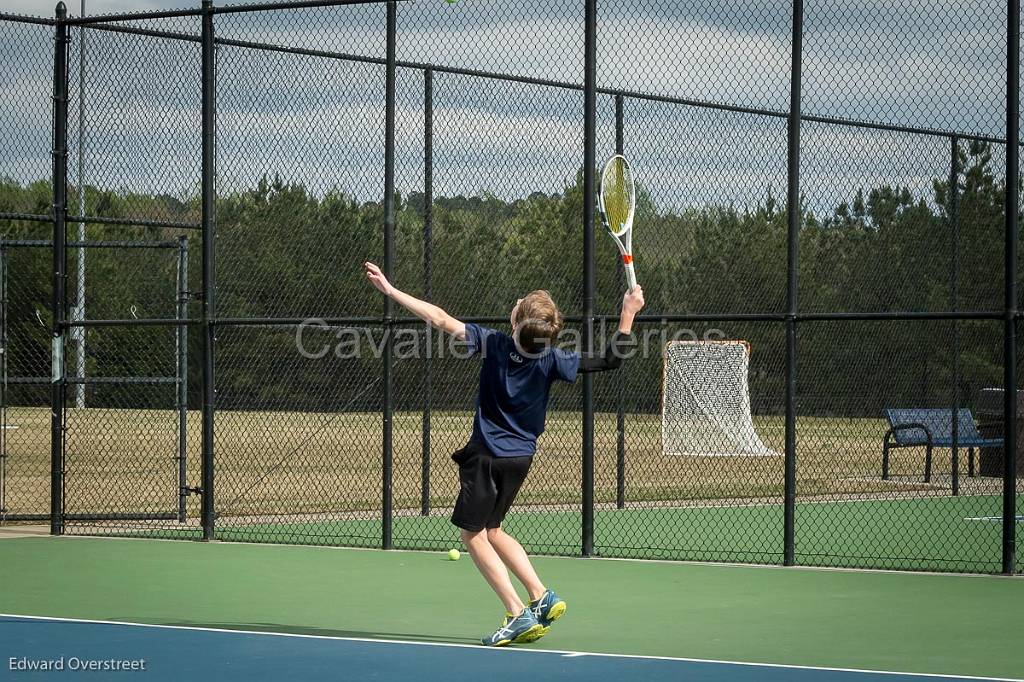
882, 408, 1002, 483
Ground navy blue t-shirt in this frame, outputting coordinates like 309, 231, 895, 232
463, 323, 580, 457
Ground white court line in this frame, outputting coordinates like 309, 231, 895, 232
0, 613, 1020, 682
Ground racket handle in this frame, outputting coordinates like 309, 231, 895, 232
625, 261, 637, 291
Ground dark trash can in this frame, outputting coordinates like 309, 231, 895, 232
976, 388, 1024, 479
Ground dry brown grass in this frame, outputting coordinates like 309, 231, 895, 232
2, 406, 995, 523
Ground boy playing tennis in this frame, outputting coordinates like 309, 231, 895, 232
364, 261, 644, 646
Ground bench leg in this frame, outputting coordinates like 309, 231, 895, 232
882, 442, 890, 480
968, 447, 975, 478
924, 445, 933, 483
952, 447, 959, 497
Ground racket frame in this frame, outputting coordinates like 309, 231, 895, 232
598, 153, 637, 291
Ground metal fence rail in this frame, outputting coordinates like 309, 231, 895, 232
0, 0, 1018, 574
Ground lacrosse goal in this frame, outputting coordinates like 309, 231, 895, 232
662, 340, 778, 457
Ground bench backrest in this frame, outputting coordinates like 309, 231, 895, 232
884, 408, 984, 445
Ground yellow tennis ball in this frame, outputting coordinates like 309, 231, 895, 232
447, 548, 461, 561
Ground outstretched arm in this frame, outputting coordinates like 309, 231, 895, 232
363, 261, 466, 340
577, 285, 645, 373
616, 285, 644, 336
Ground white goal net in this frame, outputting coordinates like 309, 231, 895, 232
662, 340, 778, 457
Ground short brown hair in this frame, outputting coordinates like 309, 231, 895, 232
513, 290, 563, 353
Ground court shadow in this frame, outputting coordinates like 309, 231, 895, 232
157, 620, 480, 646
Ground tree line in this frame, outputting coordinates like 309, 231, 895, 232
1, 140, 1017, 417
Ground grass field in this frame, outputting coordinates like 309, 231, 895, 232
3, 405, 1018, 571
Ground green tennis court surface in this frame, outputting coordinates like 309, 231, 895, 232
98, 495, 1023, 573
1, 535, 1020, 680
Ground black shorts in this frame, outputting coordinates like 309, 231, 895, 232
450, 441, 532, 532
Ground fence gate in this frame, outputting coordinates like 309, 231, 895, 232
0, 239, 52, 521
0, 238, 192, 532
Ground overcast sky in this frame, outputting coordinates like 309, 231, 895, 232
1, 0, 1019, 216
8, 0, 200, 15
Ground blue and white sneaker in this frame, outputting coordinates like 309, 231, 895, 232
529, 589, 566, 631
481, 608, 543, 647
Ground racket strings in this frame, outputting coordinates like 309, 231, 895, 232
600, 158, 634, 237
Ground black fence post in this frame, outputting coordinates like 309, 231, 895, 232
0, 242, 7, 520
177, 236, 189, 522
581, 0, 597, 557
50, 2, 70, 537
421, 68, 433, 518
382, 0, 397, 550
200, 0, 217, 541
1003, 0, 1019, 576
614, 93, 626, 510
950, 136, 961, 497
783, 0, 804, 567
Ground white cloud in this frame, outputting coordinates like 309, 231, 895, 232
597, 17, 792, 111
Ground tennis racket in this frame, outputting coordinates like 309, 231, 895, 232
598, 154, 637, 291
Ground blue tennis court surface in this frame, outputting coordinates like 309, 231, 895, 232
1, 615, 1016, 682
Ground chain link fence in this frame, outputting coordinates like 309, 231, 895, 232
1, 237, 191, 523
0, 0, 1020, 574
